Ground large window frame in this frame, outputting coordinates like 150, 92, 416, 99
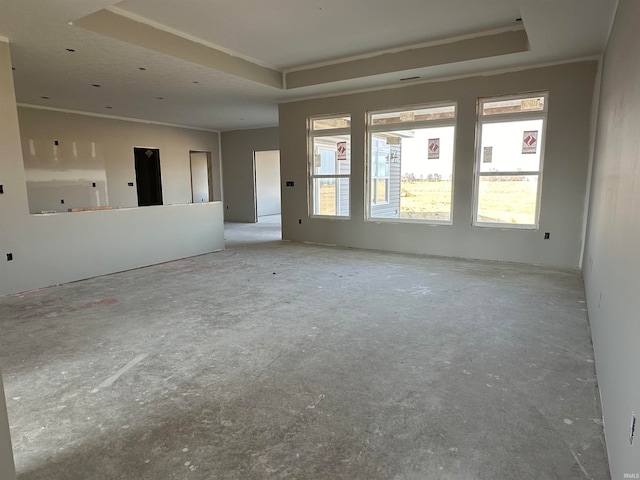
473, 92, 549, 229
308, 114, 351, 219
366, 102, 457, 224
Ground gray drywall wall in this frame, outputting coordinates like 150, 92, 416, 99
0, 41, 19, 480
0, 370, 15, 480
0, 372, 15, 480
583, 0, 640, 476
190, 151, 210, 203
278, 61, 597, 268
17, 107, 219, 209
221, 127, 279, 222
255, 150, 281, 217
0, 42, 225, 298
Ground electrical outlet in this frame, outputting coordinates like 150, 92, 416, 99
631, 413, 636, 446
6, 253, 13, 261
298, 219, 302, 224
0, 184, 4, 194
60, 199, 65, 204
544, 232, 550, 239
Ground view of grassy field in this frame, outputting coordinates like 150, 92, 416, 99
318, 180, 537, 223
476, 179, 538, 224
318, 184, 337, 215
399, 181, 452, 220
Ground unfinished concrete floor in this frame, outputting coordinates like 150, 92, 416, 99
0, 219, 609, 479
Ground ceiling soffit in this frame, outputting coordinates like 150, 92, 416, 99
72, 8, 528, 91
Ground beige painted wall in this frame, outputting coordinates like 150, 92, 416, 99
221, 127, 279, 222
278, 61, 597, 268
583, 0, 640, 476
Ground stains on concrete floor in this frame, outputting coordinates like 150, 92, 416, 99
0, 219, 609, 479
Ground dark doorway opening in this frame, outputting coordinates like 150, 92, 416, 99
134, 147, 163, 206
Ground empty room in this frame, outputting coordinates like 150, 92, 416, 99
0, 1, 638, 479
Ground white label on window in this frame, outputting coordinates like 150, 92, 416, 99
428, 138, 440, 159
337, 141, 347, 161
483, 146, 493, 163
522, 131, 538, 154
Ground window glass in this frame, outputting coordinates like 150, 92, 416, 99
312, 135, 350, 175
479, 119, 543, 173
482, 96, 545, 116
477, 175, 539, 225
368, 107, 456, 223
309, 115, 351, 218
312, 177, 350, 216
474, 93, 548, 228
371, 105, 455, 125
311, 116, 351, 130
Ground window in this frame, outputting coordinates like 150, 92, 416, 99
474, 93, 548, 228
371, 136, 390, 205
308, 115, 351, 217
367, 104, 456, 223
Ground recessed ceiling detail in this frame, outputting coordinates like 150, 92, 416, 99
71, 8, 283, 89
72, 7, 528, 91
1, 0, 618, 130
285, 27, 529, 89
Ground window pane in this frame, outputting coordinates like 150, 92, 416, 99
371, 105, 455, 125
313, 178, 349, 216
476, 175, 538, 225
482, 96, 545, 115
312, 135, 350, 175
480, 119, 543, 173
312, 116, 351, 130
376, 179, 388, 204
370, 126, 454, 222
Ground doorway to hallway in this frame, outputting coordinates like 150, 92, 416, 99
254, 150, 281, 221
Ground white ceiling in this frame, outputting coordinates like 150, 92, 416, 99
0, 0, 618, 131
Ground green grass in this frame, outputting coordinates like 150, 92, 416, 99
476, 179, 538, 224
400, 181, 452, 220
318, 180, 538, 223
